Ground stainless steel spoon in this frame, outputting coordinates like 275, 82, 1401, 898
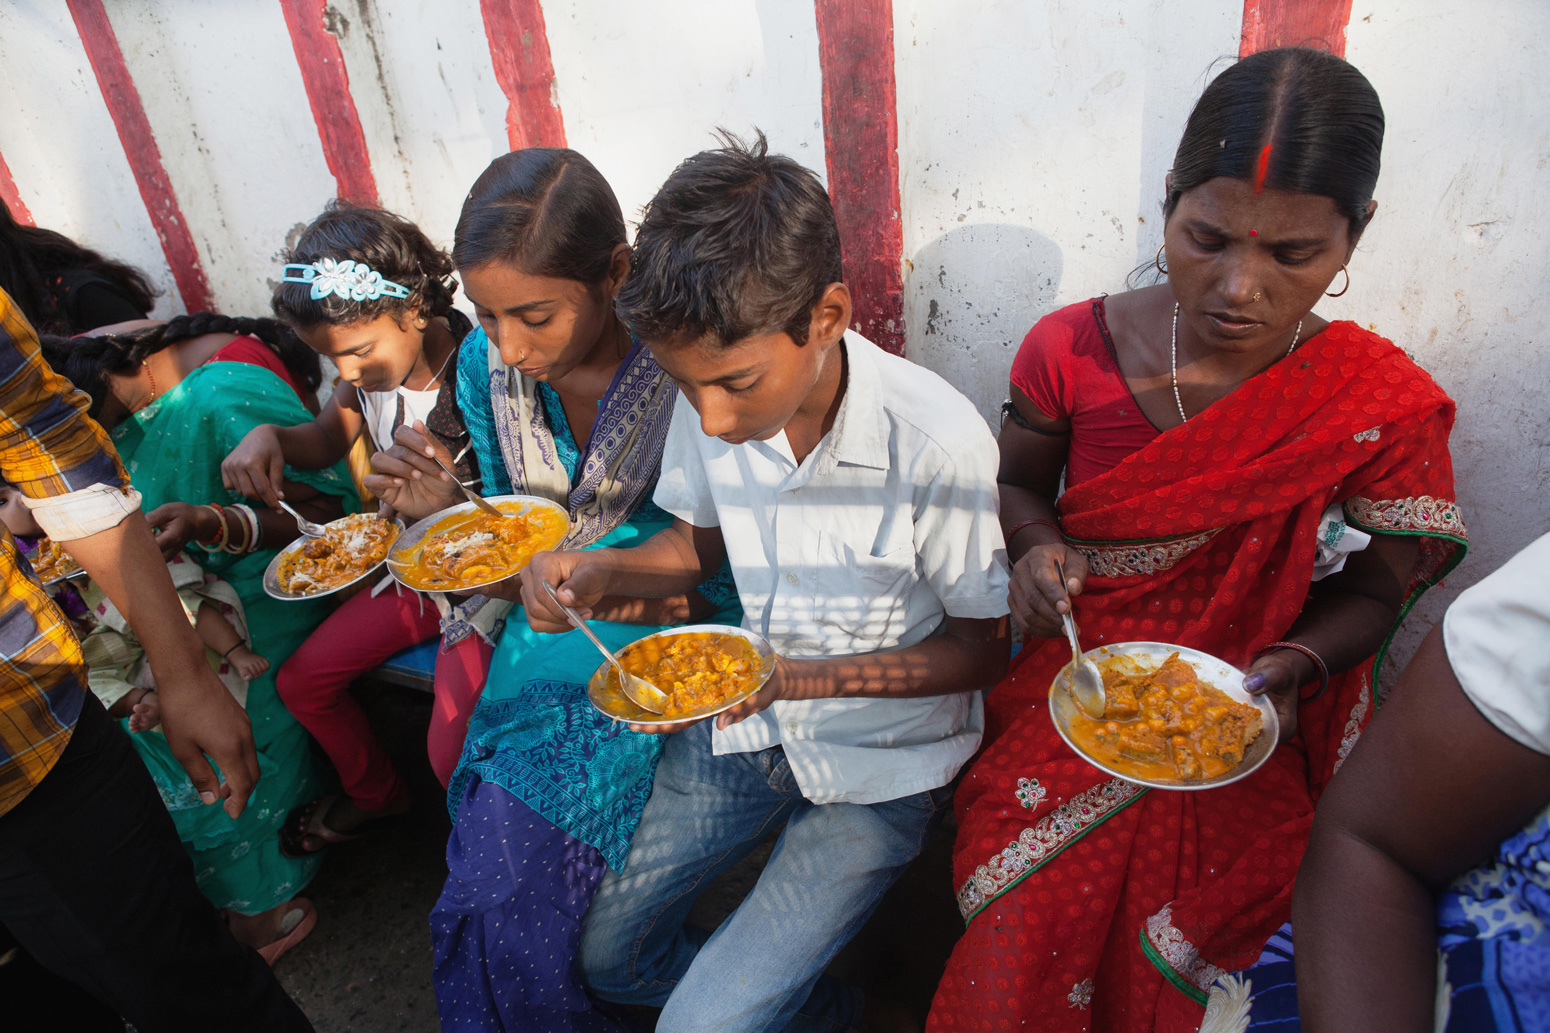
277, 500, 328, 539
423, 451, 502, 517
541, 580, 670, 714
1055, 557, 1105, 718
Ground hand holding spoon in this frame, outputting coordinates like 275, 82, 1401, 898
1055, 557, 1105, 718
541, 580, 669, 714
425, 451, 502, 517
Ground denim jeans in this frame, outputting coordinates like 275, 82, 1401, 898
578, 720, 954, 1033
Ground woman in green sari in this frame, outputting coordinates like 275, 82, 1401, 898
43, 314, 354, 960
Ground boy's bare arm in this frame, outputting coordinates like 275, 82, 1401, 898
718, 614, 1009, 729
521, 518, 726, 633
620, 614, 1011, 735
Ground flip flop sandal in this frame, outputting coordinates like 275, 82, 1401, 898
278, 795, 364, 858
257, 898, 317, 966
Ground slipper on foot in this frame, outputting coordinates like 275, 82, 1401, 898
257, 898, 317, 966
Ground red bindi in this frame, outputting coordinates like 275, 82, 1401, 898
1250, 229, 1258, 237
1253, 143, 1272, 194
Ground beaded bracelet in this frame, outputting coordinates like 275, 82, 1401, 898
1006, 518, 1064, 544
1254, 641, 1329, 702
196, 503, 230, 552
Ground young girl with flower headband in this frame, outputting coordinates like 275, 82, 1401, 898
221, 200, 484, 855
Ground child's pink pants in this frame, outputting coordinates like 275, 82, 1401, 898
277, 585, 491, 809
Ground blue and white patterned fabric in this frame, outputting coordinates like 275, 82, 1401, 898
1243, 808, 1550, 1032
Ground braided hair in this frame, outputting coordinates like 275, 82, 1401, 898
40, 313, 323, 418
273, 200, 457, 330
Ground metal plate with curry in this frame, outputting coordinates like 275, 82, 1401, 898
385, 494, 569, 594
263, 513, 403, 601
1048, 641, 1278, 790
587, 624, 777, 727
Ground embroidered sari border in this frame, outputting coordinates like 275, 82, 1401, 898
1139, 928, 1210, 1007
1072, 529, 1222, 580
1343, 495, 1469, 683
958, 778, 1148, 923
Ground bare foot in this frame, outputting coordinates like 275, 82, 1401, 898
128, 690, 161, 732
229, 645, 269, 681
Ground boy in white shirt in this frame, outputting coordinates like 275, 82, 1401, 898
523, 131, 1011, 1032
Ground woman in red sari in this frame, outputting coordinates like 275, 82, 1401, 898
929, 48, 1467, 1033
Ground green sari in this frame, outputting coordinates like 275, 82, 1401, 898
110, 361, 358, 914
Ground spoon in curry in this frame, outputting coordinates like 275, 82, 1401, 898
276, 500, 327, 539
540, 580, 670, 714
1055, 557, 1105, 718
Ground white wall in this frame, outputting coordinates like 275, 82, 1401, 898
1, 0, 1545, 674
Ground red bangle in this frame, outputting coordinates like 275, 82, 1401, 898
195, 503, 226, 545
1006, 518, 1063, 544
1254, 641, 1329, 702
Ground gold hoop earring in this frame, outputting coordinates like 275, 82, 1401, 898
1325, 265, 1350, 298
1155, 244, 1168, 276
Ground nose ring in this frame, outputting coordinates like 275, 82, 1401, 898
1252, 291, 1262, 302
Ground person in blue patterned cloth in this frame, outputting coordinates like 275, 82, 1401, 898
366, 148, 737, 1033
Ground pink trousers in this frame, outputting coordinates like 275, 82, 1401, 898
277, 586, 491, 808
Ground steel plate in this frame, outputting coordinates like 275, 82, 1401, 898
263, 514, 403, 601
384, 494, 569, 594
587, 624, 777, 727
1047, 641, 1279, 790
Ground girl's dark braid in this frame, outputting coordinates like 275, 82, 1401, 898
39, 312, 323, 416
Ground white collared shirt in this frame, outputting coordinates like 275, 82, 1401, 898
653, 333, 1010, 805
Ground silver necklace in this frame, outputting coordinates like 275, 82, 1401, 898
1170, 302, 1302, 423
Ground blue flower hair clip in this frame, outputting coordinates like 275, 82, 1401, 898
281, 258, 411, 302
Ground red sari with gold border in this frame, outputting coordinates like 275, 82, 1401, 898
927, 321, 1466, 1032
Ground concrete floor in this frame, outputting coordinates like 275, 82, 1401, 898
273, 683, 965, 1032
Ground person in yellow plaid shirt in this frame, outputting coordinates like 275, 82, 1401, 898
0, 290, 312, 1031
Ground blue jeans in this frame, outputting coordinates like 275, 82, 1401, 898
578, 720, 954, 1033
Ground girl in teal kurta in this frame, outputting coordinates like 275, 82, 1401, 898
362, 148, 733, 1032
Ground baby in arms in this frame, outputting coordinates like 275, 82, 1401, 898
0, 482, 264, 731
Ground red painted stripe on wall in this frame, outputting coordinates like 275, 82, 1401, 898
814, 0, 905, 355
0, 152, 33, 226
65, 0, 212, 313
279, 0, 379, 203
1240, 0, 1354, 57
480, 0, 566, 150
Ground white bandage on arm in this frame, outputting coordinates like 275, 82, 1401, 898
23, 484, 143, 541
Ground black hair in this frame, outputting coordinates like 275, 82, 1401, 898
1165, 47, 1384, 236
0, 200, 156, 334
41, 313, 322, 418
453, 148, 626, 284
273, 200, 457, 330
616, 130, 842, 347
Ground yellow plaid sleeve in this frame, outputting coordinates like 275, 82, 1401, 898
0, 289, 128, 815
0, 290, 131, 503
